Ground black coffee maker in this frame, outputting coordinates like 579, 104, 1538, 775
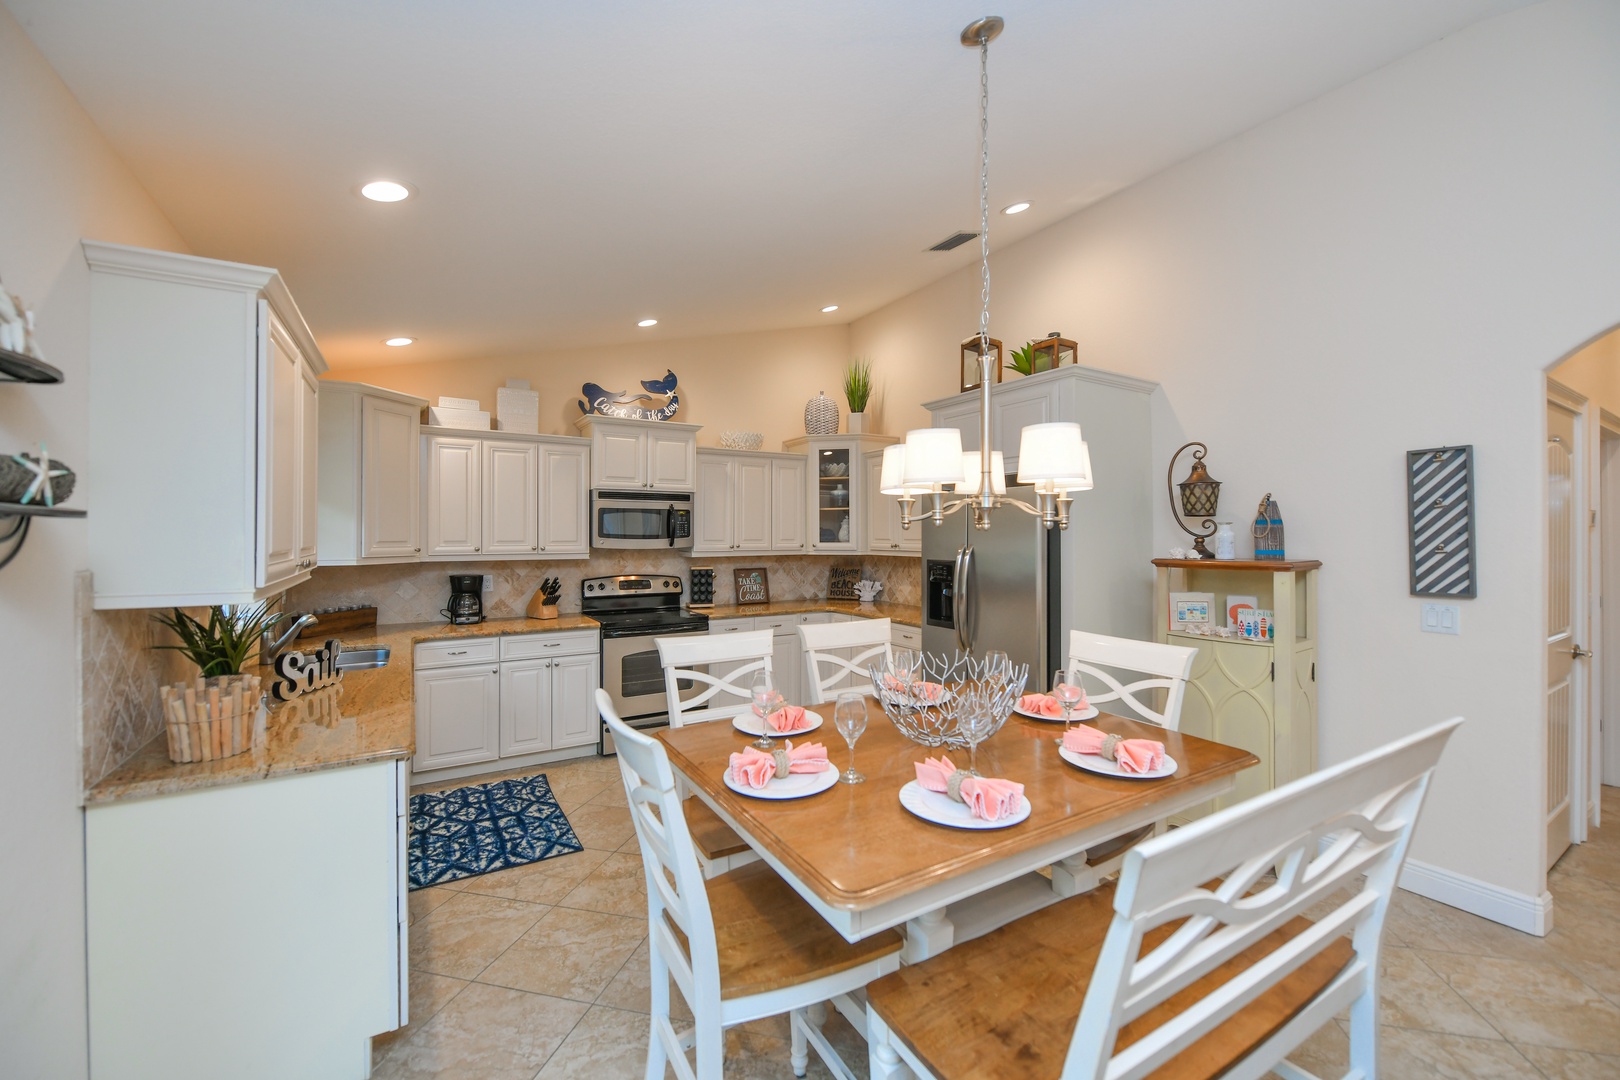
443, 574, 485, 624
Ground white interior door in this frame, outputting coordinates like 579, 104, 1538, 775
1547, 395, 1584, 867
1603, 423, 1620, 788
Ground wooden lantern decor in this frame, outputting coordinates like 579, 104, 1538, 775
1030, 332, 1077, 372
960, 335, 1003, 393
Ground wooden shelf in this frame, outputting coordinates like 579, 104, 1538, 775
1152, 557, 1321, 572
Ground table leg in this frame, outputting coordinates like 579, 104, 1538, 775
1050, 852, 1103, 898
867, 1010, 915, 1080
901, 907, 954, 963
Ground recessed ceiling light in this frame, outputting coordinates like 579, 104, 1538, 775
361, 180, 411, 202
383, 336, 414, 347
1002, 201, 1031, 215
637, 319, 658, 328
821, 305, 839, 313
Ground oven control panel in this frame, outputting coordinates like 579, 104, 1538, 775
581, 575, 684, 596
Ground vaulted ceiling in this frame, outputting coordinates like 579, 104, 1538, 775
8, 0, 1529, 367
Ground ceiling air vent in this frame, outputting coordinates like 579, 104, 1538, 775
928, 231, 979, 252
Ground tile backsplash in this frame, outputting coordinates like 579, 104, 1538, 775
77, 572, 196, 793
287, 553, 922, 626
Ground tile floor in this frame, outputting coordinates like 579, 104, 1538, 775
374, 762, 1620, 1080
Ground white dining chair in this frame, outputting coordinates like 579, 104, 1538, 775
1066, 629, 1197, 731
1055, 630, 1202, 894
865, 716, 1463, 1080
656, 630, 775, 877
798, 618, 892, 705
599, 690, 904, 1080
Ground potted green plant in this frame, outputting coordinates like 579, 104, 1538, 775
843, 357, 874, 433
1004, 340, 1048, 378
151, 601, 285, 676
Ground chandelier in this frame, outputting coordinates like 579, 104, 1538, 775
882, 16, 1093, 531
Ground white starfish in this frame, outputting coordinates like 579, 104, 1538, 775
11, 443, 68, 507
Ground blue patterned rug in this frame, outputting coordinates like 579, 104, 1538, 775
408, 774, 583, 889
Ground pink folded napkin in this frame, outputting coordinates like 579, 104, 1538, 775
914, 755, 1024, 821
729, 740, 829, 789
881, 675, 946, 703
766, 705, 813, 733
1018, 693, 1064, 718
1062, 725, 1166, 774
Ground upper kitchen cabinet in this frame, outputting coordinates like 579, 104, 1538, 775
422, 428, 590, 560
783, 434, 897, 555
84, 241, 327, 608
863, 448, 921, 555
575, 415, 698, 491
318, 382, 427, 564
691, 449, 806, 556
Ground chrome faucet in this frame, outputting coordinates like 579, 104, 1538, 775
261, 613, 318, 666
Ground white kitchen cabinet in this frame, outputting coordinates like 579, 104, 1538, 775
416, 632, 599, 775
539, 443, 589, 555
772, 457, 808, 551
414, 663, 501, 771
783, 434, 898, 556
483, 440, 540, 555
863, 449, 920, 555
84, 242, 328, 608
86, 761, 405, 1080
891, 623, 922, 652
424, 430, 590, 561
693, 449, 807, 556
695, 455, 735, 552
298, 362, 321, 567
424, 435, 483, 558
317, 382, 427, 564
734, 457, 772, 551
576, 415, 699, 491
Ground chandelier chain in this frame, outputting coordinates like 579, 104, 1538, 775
978, 36, 991, 361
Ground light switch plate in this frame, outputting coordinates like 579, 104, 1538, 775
482, 574, 494, 593
1421, 603, 1460, 635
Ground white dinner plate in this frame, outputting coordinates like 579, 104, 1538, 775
723, 761, 840, 800
732, 711, 823, 738
1058, 744, 1179, 780
898, 780, 1031, 830
1013, 701, 1100, 723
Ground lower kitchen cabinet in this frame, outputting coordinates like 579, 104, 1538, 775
86, 760, 406, 1080
415, 631, 599, 774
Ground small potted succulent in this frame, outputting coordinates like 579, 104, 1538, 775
843, 357, 873, 433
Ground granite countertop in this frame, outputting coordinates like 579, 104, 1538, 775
84, 614, 601, 806
698, 599, 921, 626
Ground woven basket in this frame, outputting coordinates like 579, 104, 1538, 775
804, 392, 839, 435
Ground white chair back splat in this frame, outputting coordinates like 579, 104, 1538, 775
1067, 629, 1197, 730
658, 630, 775, 728
799, 619, 892, 705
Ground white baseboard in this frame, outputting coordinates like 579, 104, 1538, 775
1398, 858, 1554, 937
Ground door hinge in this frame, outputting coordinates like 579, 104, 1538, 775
1311, 661, 1316, 682
1269, 662, 1275, 681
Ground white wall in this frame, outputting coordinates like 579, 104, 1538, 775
0, 7, 187, 1076
853, 0, 1620, 910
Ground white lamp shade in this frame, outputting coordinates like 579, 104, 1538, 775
1017, 422, 1091, 490
959, 450, 1007, 495
902, 427, 965, 487
880, 444, 930, 495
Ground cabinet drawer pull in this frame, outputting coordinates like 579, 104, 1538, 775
543, 643, 561, 648
448, 650, 468, 655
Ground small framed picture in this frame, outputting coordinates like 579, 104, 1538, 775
1170, 591, 1214, 630
827, 566, 862, 600
733, 567, 770, 605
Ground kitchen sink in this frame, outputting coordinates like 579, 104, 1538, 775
335, 646, 391, 671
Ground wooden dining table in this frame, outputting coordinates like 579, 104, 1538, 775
655, 697, 1259, 963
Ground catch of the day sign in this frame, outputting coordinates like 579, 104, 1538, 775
733, 568, 770, 605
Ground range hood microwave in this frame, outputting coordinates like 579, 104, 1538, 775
591, 490, 693, 550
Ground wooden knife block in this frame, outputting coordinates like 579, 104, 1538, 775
526, 589, 559, 619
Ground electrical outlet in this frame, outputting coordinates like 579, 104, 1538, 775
1421, 603, 1460, 635
482, 574, 494, 593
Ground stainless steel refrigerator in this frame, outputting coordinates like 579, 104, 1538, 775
922, 484, 1060, 687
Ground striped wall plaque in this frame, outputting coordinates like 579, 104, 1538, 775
1408, 445, 1477, 598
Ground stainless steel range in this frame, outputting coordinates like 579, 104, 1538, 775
584, 573, 710, 755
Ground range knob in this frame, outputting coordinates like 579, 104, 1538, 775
585, 583, 595, 592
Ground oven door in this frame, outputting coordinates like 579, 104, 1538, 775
599, 628, 709, 755
591, 491, 694, 550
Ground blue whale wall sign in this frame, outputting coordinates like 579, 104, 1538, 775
579, 369, 680, 421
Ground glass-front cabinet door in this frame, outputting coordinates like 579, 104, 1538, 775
813, 445, 856, 552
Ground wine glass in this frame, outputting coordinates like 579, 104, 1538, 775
1051, 668, 1085, 738
889, 648, 916, 708
983, 650, 1009, 691
960, 697, 996, 776
750, 671, 782, 750
834, 691, 868, 784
